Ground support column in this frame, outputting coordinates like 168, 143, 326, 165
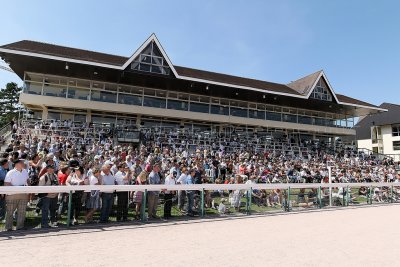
86, 110, 92, 123
136, 115, 142, 128
42, 106, 48, 120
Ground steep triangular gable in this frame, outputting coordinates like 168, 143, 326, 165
121, 33, 178, 77
306, 71, 339, 103
287, 70, 321, 95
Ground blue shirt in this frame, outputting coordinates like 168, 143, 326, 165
0, 166, 7, 182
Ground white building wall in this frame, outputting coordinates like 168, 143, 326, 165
381, 125, 400, 155
357, 139, 372, 151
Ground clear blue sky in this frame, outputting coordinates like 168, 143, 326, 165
0, 0, 399, 106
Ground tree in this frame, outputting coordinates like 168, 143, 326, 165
0, 82, 25, 128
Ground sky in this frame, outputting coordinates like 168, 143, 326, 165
0, 0, 399, 106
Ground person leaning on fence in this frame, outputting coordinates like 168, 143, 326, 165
100, 164, 116, 223
66, 166, 85, 226
114, 163, 131, 222
4, 159, 30, 231
0, 158, 9, 220
85, 167, 101, 223
133, 170, 148, 220
163, 171, 176, 219
38, 164, 59, 228
147, 164, 161, 219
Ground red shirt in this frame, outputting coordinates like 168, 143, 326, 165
58, 172, 68, 185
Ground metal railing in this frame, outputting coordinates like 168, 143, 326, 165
0, 182, 399, 231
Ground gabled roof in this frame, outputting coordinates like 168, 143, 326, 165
356, 103, 400, 139
287, 70, 321, 94
0, 34, 385, 111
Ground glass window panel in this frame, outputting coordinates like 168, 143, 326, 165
118, 93, 142, 106
230, 107, 248, 118
25, 73, 43, 82
43, 84, 67, 98
67, 87, 90, 100
266, 112, 281, 121
91, 90, 117, 103
393, 141, 400, 151
139, 64, 151, 72
167, 99, 188, 111
140, 54, 152, 63
249, 110, 265, 120
190, 102, 209, 113
315, 118, 326, 126
25, 82, 42, 95
283, 114, 297, 123
48, 112, 61, 121
92, 82, 104, 90
76, 80, 90, 89
298, 116, 313, 125
74, 114, 86, 122
105, 83, 118, 92
156, 90, 166, 97
211, 105, 229, 116
151, 65, 163, 74
144, 88, 156, 96
143, 96, 166, 108
151, 56, 163, 65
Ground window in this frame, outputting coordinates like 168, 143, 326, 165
392, 125, 400, 136
131, 41, 170, 75
310, 78, 333, 101
393, 141, 400, 151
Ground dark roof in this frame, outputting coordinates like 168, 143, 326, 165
336, 94, 380, 108
174, 66, 300, 95
0, 40, 128, 66
356, 103, 400, 139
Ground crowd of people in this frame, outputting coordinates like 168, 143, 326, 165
0, 119, 399, 231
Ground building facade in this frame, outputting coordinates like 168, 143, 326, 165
356, 103, 400, 158
0, 34, 385, 143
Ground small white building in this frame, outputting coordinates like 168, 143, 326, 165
356, 103, 400, 160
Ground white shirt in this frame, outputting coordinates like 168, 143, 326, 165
176, 173, 188, 184
164, 174, 176, 194
89, 175, 99, 185
115, 171, 129, 185
5, 168, 29, 186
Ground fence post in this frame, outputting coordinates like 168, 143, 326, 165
67, 191, 72, 227
248, 187, 252, 215
318, 186, 322, 208
390, 185, 394, 203
287, 186, 291, 212
369, 186, 372, 204
201, 188, 205, 217
141, 189, 147, 222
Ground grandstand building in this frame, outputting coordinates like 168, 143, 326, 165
0, 33, 386, 144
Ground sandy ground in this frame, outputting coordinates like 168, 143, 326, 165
1, 205, 399, 267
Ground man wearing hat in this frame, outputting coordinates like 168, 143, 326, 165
4, 159, 30, 231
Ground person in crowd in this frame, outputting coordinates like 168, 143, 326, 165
185, 169, 196, 216
115, 164, 131, 221
163, 171, 176, 219
100, 165, 115, 223
85, 167, 101, 223
176, 167, 188, 213
147, 164, 161, 219
4, 159, 30, 231
0, 158, 9, 219
38, 164, 59, 228
66, 166, 85, 225
133, 170, 148, 220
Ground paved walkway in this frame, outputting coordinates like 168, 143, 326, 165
1, 205, 399, 266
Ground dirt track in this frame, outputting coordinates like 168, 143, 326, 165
1, 205, 399, 266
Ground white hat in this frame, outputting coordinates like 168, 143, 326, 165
94, 155, 101, 160
104, 160, 114, 165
